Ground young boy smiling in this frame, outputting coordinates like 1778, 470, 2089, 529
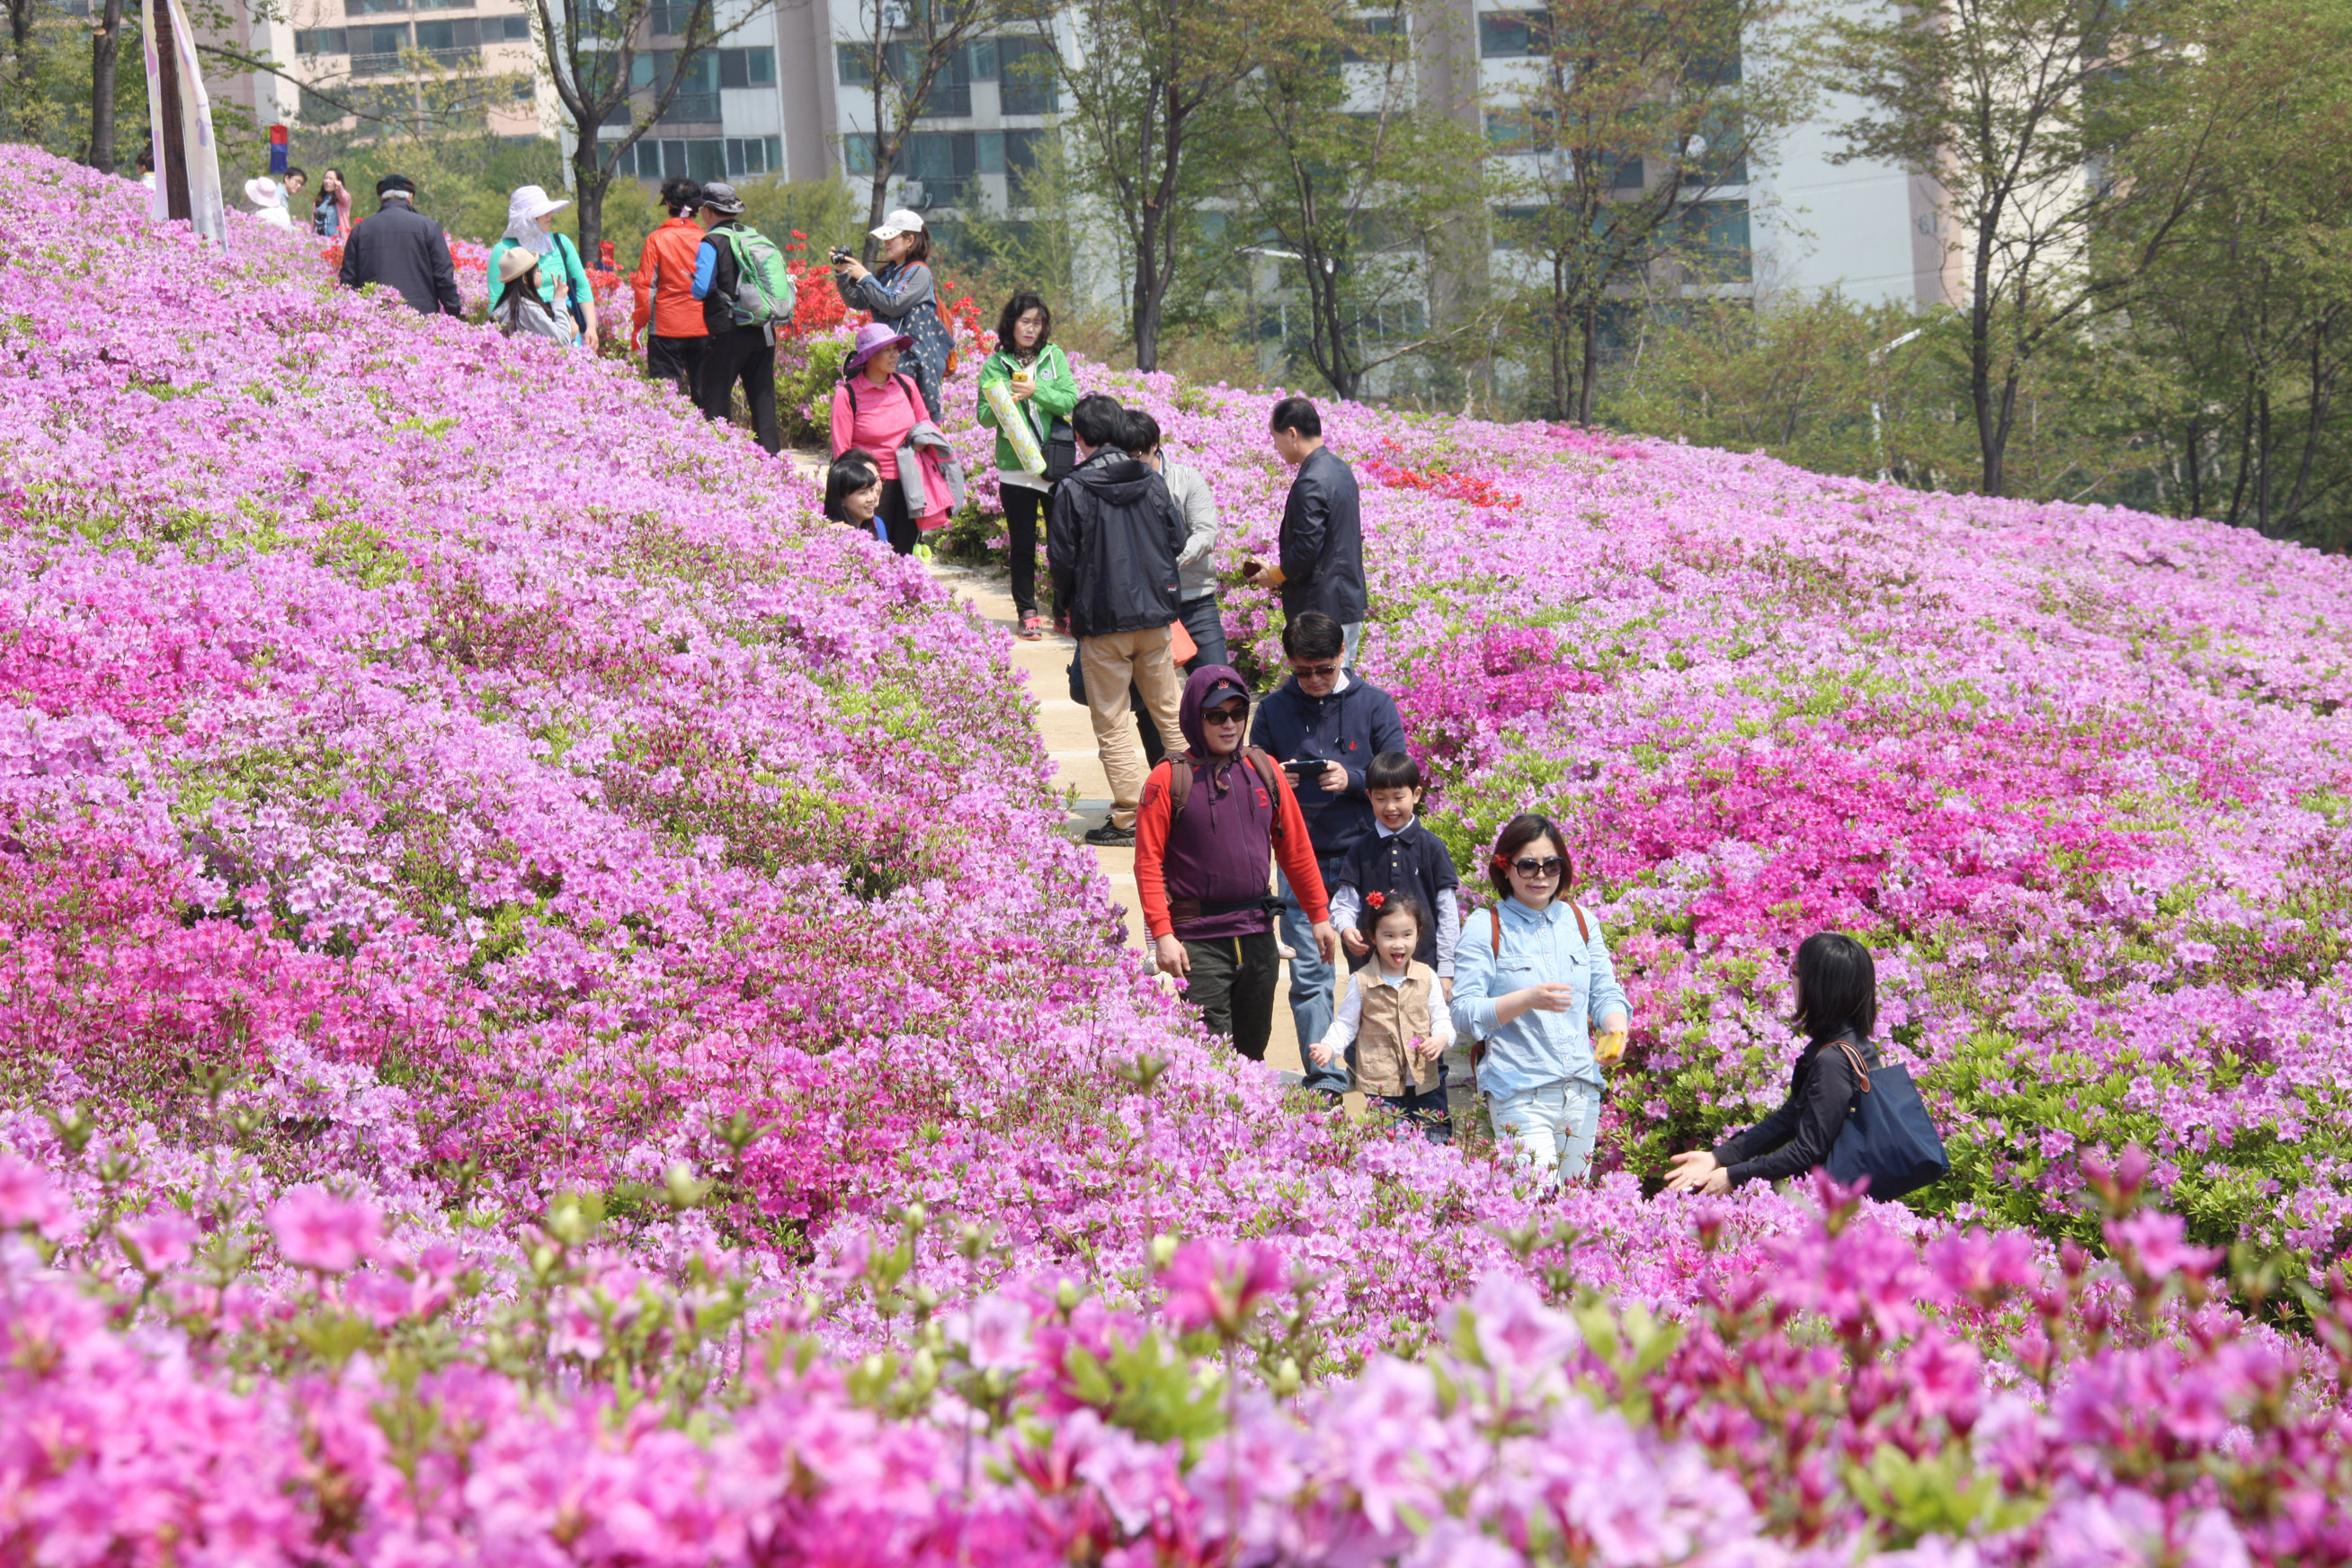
1327, 751, 1461, 996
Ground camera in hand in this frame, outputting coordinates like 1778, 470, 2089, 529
831, 246, 854, 265
1283, 758, 1327, 787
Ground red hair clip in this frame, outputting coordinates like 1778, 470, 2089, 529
1366, 891, 1385, 910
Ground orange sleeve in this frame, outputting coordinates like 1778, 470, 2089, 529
1134, 763, 1176, 940
631, 238, 655, 334
1270, 769, 1329, 922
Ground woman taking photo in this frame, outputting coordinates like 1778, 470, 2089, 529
1450, 813, 1629, 1182
830, 322, 950, 556
976, 291, 1078, 639
1665, 933, 1881, 1195
833, 208, 951, 421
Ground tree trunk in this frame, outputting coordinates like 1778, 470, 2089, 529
1573, 302, 1599, 424
1548, 258, 1568, 421
1131, 233, 1162, 370
86, 0, 126, 170
573, 142, 610, 257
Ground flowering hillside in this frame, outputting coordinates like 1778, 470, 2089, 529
4, 147, 2352, 1564
1034, 364, 2352, 1269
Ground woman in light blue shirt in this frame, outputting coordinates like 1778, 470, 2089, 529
1451, 813, 1630, 1180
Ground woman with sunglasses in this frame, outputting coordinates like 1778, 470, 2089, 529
1450, 813, 1629, 1181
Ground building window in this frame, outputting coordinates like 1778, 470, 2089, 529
1611, 155, 1644, 190
837, 43, 871, 85
347, 22, 412, 74
996, 34, 1054, 113
717, 47, 774, 87
294, 26, 347, 53
725, 135, 783, 175
347, 0, 409, 13
1489, 204, 1543, 251
1678, 198, 1751, 278
1477, 10, 1546, 57
1483, 107, 1553, 152
844, 132, 876, 175
495, 14, 530, 40
414, 16, 480, 61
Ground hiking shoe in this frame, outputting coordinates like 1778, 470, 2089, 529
1018, 611, 1043, 639
1082, 820, 1136, 847
1052, 611, 1071, 638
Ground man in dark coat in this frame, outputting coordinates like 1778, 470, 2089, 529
1047, 394, 1189, 846
1249, 610, 1408, 1091
336, 174, 461, 316
1247, 396, 1368, 666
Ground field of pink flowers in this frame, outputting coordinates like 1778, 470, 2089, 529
4, 147, 2352, 1564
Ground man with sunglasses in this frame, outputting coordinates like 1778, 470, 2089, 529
1134, 666, 1336, 1064
1248, 610, 1407, 1093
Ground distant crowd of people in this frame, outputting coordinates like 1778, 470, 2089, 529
318, 169, 1922, 1194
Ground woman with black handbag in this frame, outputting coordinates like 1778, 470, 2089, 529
976, 292, 1079, 639
1666, 931, 1945, 1198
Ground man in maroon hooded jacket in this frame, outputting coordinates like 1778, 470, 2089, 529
1134, 664, 1338, 1063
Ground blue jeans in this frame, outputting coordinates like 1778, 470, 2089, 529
1278, 869, 1348, 1093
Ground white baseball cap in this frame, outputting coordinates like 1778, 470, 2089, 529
870, 207, 925, 240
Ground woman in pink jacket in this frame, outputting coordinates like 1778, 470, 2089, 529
831, 322, 950, 556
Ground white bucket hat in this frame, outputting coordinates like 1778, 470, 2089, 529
506, 184, 570, 226
870, 207, 925, 241
244, 175, 284, 208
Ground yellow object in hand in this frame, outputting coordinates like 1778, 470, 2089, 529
1595, 1028, 1628, 1065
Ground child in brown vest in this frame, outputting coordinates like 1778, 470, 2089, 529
1309, 893, 1451, 1141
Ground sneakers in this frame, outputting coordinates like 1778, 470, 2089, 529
1052, 610, 1071, 638
1082, 820, 1136, 847
1018, 611, 1043, 640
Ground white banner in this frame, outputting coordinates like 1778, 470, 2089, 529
141, 0, 228, 247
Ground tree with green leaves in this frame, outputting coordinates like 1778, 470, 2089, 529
2104, 0, 2352, 546
1821, 0, 2264, 497
1220, 0, 1487, 400
1487, 0, 1807, 423
837, 0, 1015, 250
531, 0, 753, 255
1032, 0, 1303, 370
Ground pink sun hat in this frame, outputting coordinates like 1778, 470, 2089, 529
843, 320, 915, 374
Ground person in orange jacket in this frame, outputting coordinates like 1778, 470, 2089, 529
631, 177, 709, 396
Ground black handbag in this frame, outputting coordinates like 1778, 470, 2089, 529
1825, 1038, 1950, 1200
1044, 417, 1076, 482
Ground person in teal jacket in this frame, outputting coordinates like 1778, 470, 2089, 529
487, 185, 596, 348
1450, 812, 1631, 1183
976, 291, 1079, 638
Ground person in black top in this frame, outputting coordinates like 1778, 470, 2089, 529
1665, 931, 1881, 1194
1246, 397, 1368, 667
337, 174, 462, 317
689, 182, 780, 454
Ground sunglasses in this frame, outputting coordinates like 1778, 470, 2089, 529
1510, 856, 1565, 878
1203, 704, 1248, 726
1291, 661, 1341, 679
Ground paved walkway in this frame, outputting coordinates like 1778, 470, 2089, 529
928, 558, 1311, 1081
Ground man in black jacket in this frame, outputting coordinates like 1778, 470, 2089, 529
1247, 396, 1368, 666
336, 175, 461, 316
689, 182, 780, 454
1047, 394, 1189, 846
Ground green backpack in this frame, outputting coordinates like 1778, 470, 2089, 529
717, 225, 798, 329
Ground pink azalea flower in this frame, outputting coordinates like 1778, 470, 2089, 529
265, 1183, 383, 1275
1158, 1238, 1289, 1336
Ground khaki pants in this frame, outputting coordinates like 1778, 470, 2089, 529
1080, 626, 1185, 828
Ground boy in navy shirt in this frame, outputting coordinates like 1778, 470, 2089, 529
1328, 752, 1461, 994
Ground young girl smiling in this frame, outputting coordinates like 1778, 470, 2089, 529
1312, 892, 1452, 1141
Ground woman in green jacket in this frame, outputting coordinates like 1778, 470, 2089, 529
976, 292, 1079, 639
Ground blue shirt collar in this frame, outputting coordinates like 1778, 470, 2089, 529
1500, 897, 1564, 926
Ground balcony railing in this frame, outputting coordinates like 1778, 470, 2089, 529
349, 45, 480, 76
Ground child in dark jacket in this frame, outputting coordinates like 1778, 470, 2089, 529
1327, 752, 1461, 989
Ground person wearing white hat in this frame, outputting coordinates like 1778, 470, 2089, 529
244, 175, 294, 230
487, 184, 596, 348
833, 207, 950, 423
